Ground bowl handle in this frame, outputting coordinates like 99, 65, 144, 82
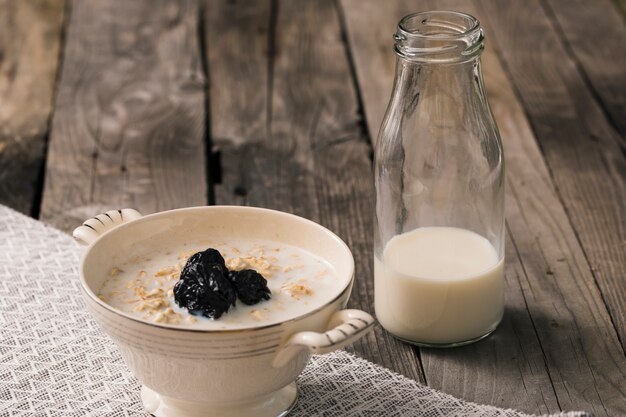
72, 209, 143, 246
272, 309, 375, 368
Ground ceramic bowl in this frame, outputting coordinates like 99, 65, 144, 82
73, 206, 375, 417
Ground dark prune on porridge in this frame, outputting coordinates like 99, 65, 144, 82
184, 248, 227, 273
229, 269, 272, 305
175, 248, 273, 319
174, 250, 236, 319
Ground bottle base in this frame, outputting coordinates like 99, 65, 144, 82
388, 321, 500, 348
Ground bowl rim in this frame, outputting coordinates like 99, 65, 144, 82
79, 205, 356, 334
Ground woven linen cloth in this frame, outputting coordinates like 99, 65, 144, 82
0, 205, 591, 417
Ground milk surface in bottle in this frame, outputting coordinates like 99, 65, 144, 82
374, 227, 504, 345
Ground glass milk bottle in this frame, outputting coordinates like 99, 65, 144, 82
374, 11, 505, 347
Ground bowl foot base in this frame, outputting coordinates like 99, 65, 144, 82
141, 383, 298, 417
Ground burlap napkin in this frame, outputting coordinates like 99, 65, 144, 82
0, 205, 591, 416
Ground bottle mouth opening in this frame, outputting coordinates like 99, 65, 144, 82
394, 11, 484, 63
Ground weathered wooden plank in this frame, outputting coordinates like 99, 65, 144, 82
40, 0, 207, 232
477, 0, 626, 353
544, 0, 626, 137
205, 0, 425, 382
204, 0, 271, 206
341, 0, 626, 414
541, 0, 626, 345
0, 0, 65, 215
544, 0, 626, 135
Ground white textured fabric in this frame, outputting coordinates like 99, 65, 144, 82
0, 205, 591, 417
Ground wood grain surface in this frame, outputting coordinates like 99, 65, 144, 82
545, 0, 626, 136
341, 0, 625, 415
205, 0, 426, 383
477, 0, 626, 355
40, 0, 207, 231
0, 0, 65, 215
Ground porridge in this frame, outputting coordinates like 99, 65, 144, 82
97, 239, 339, 329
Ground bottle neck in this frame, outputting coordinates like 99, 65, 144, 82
393, 55, 481, 96
386, 52, 490, 143
381, 11, 493, 141
394, 11, 484, 65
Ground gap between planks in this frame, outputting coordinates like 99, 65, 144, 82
0, 0, 66, 217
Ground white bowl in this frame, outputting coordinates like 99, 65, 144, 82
73, 206, 375, 417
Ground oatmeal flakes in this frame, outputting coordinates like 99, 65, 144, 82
178, 251, 194, 260
155, 266, 178, 277
132, 286, 145, 297
226, 255, 275, 278
146, 288, 165, 298
126, 279, 142, 289
109, 267, 122, 277
283, 263, 304, 272
250, 310, 264, 320
136, 270, 147, 278
225, 257, 245, 271
153, 308, 181, 324
250, 247, 264, 257
133, 297, 169, 312
281, 281, 313, 299
98, 294, 108, 302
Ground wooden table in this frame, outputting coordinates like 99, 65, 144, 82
1, 0, 624, 415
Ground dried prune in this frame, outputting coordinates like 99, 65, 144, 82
183, 248, 227, 274
174, 249, 235, 319
229, 269, 272, 305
